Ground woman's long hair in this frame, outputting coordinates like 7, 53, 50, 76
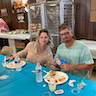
36, 29, 54, 48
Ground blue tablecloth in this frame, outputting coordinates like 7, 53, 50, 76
0, 55, 96, 96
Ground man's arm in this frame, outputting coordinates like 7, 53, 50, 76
60, 63, 95, 71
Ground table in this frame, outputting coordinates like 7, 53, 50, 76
0, 54, 96, 96
80, 40, 96, 59
0, 33, 30, 52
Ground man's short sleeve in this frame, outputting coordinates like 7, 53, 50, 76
80, 46, 94, 64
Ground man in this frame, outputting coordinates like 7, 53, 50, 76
55, 23, 94, 77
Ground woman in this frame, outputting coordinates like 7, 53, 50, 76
11, 29, 55, 68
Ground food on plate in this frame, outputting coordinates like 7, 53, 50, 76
59, 77, 66, 82
7, 62, 16, 68
50, 71, 56, 77
44, 71, 68, 85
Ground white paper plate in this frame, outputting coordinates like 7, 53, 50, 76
5, 60, 26, 69
44, 71, 68, 85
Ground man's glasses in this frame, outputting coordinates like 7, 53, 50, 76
59, 32, 70, 36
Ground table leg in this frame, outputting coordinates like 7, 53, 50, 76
8, 39, 16, 53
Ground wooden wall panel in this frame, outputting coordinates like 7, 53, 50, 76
74, 0, 96, 40
0, 0, 28, 30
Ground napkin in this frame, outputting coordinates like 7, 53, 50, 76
0, 75, 9, 80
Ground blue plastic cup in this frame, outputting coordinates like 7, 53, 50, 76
60, 59, 68, 64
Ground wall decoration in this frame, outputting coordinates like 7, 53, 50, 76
1, 8, 8, 17
90, 0, 96, 22
17, 13, 25, 23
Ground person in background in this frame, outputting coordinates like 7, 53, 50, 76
0, 46, 13, 56
0, 18, 9, 32
55, 24, 94, 77
0, 17, 9, 49
10, 29, 55, 69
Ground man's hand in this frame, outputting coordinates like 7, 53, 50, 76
60, 64, 70, 71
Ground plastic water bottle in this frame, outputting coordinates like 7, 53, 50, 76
60, 58, 68, 64
14, 57, 20, 64
35, 63, 43, 83
14, 57, 21, 71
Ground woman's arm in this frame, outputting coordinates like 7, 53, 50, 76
7, 42, 32, 60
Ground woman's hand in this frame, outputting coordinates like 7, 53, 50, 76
6, 56, 14, 61
55, 58, 61, 65
6, 53, 18, 61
